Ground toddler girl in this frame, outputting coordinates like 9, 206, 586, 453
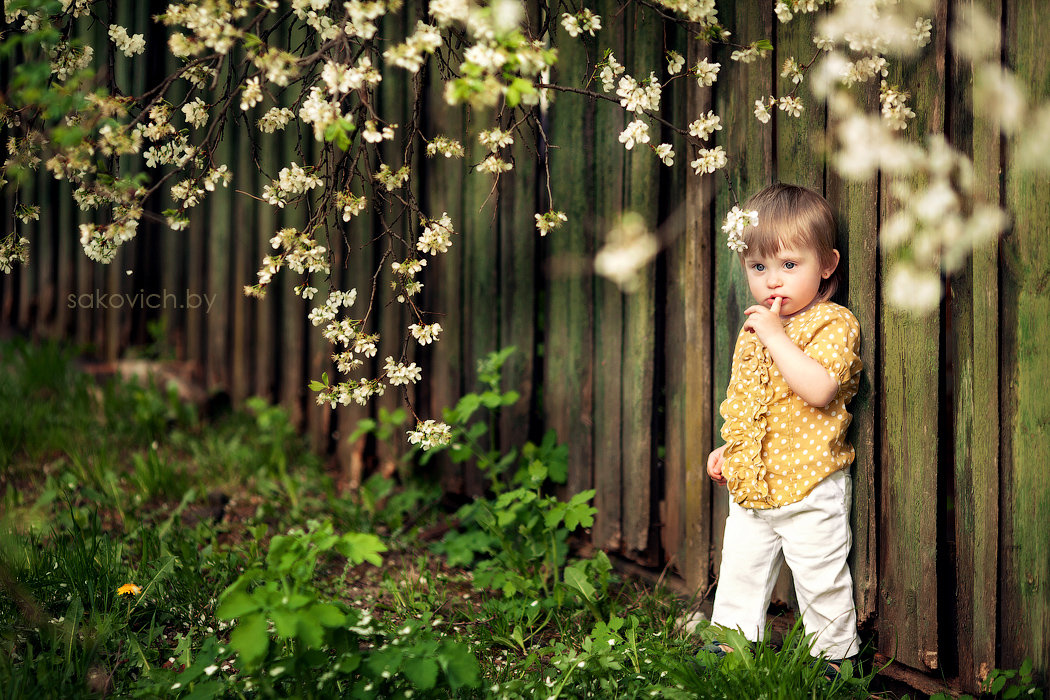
706, 183, 862, 665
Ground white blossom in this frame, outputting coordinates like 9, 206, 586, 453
618, 120, 650, 150
181, 98, 208, 128
654, 143, 674, 166
722, 206, 759, 252
258, 107, 294, 133
426, 136, 465, 158
666, 50, 685, 75
693, 59, 720, 87
108, 24, 145, 57
479, 128, 514, 152
240, 77, 262, 111
417, 213, 455, 255
688, 111, 722, 140
407, 420, 453, 450
535, 210, 568, 236
690, 146, 727, 175
778, 96, 804, 118
409, 322, 442, 345
600, 53, 625, 92
477, 155, 512, 174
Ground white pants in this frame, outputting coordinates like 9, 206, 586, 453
710, 470, 861, 660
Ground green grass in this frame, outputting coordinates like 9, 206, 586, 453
4, 338, 1034, 699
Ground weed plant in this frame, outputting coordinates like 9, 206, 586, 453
0, 340, 1039, 698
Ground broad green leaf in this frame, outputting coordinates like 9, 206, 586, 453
296, 616, 324, 648
215, 590, 259, 620
403, 657, 439, 690
564, 563, 596, 602
270, 608, 298, 638
309, 602, 347, 628
440, 645, 481, 689
336, 532, 386, 566
229, 613, 269, 667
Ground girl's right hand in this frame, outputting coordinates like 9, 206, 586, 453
707, 444, 727, 486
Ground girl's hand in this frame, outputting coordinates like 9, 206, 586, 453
743, 296, 787, 346
707, 444, 727, 486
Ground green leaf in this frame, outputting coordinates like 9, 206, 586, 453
229, 613, 269, 667
296, 615, 324, 648
309, 602, 347, 628
215, 590, 260, 620
453, 393, 482, 423
755, 39, 774, 51
270, 608, 298, 638
564, 563, 596, 602
439, 644, 481, 689
403, 657, 439, 690
336, 532, 386, 566
308, 380, 325, 391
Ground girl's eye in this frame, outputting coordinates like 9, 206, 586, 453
751, 263, 765, 272
784, 261, 796, 270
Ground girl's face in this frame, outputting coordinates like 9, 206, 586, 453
743, 243, 839, 317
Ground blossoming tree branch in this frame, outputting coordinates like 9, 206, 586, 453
1, 0, 1042, 447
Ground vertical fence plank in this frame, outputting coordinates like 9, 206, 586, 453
497, 116, 538, 453
590, 0, 624, 550
422, 63, 465, 492
711, 0, 774, 578
950, 0, 1001, 689
374, 6, 413, 476
877, 0, 946, 672
462, 111, 500, 493
206, 115, 232, 391
620, 2, 660, 563
669, 33, 716, 588
545, 21, 597, 506
768, 4, 833, 611
1000, 0, 1050, 678
825, 78, 879, 621
231, 124, 253, 405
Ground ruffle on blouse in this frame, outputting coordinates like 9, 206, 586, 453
721, 332, 779, 508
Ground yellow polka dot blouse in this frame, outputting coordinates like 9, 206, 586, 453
719, 301, 862, 509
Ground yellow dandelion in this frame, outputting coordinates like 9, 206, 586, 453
117, 583, 142, 596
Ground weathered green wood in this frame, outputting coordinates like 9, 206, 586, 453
34, 170, 54, 336
620, 2, 660, 563
375, 6, 416, 476
422, 52, 466, 492
277, 82, 305, 428
767, 4, 834, 611
590, 0, 624, 550
230, 125, 253, 406
950, 0, 1000, 689
53, 179, 73, 339
711, 0, 774, 578
825, 78, 880, 623
460, 104, 502, 494
206, 107, 233, 390
253, 104, 279, 401
673, 35, 716, 592
1, 182, 13, 323
877, 0, 946, 671
661, 20, 688, 574
1000, 0, 1050, 679
545, 11, 597, 499
497, 113, 538, 456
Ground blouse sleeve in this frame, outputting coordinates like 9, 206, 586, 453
802, 309, 862, 387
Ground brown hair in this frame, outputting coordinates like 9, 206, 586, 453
740, 183, 840, 302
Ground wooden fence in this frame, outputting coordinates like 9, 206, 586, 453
2, 0, 1048, 691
